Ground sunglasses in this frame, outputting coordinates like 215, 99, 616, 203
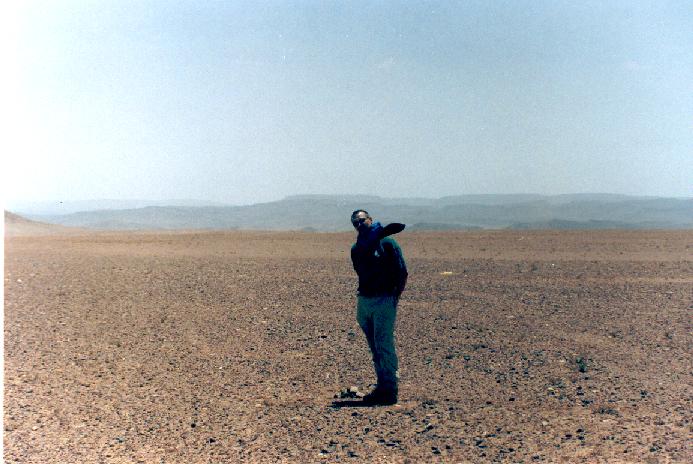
352, 216, 369, 226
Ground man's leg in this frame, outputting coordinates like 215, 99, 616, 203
371, 295, 399, 394
356, 296, 379, 378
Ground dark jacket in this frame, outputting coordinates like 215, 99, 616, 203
351, 236, 408, 297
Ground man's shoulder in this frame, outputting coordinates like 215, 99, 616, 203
352, 236, 401, 250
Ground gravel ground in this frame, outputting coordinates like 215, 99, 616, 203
4, 229, 692, 463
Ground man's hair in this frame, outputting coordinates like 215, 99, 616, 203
351, 209, 370, 221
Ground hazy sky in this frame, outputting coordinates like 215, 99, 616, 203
3, 0, 692, 206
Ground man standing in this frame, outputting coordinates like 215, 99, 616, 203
350, 210, 408, 405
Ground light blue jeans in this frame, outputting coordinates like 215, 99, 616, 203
356, 295, 399, 392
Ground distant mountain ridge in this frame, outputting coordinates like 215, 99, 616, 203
19, 194, 693, 231
6, 199, 229, 216
4, 211, 84, 236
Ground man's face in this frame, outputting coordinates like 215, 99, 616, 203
352, 212, 372, 232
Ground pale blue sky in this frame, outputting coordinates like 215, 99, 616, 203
4, 0, 692, 205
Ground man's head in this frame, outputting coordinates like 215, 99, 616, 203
351, 209, 372, 232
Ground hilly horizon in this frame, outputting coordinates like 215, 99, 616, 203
8, 193, 687, 217
10, 194, 693, 232
4, 211, 86, 237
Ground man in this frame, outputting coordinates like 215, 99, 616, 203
350, 209, 408, 405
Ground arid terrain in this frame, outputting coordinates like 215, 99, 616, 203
4, 225, 692, 462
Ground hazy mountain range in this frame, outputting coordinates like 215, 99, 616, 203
12, 194, 693, 231
6, 199, 229, 216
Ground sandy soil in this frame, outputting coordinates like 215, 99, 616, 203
4, 229, 692, 463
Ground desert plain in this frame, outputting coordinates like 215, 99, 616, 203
4, 225, 692, 463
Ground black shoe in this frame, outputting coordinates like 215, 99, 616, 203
362, 389, 398, 406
